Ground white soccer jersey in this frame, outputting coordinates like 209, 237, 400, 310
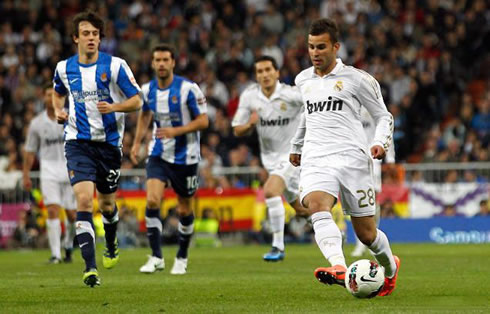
53, 52, 141, 147
232, 82, 303, 171
142, 76, 207, 165
291, 58, 393, 161
25, 110, 69, 182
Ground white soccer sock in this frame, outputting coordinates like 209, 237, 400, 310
63, 220, 76, 250
46, 219, 61, 259
311, 211, 346, 267
368, 229, 397, 278
266, 196, 285, 251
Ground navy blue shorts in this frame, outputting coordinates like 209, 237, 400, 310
146, 156, 198, 197
65, 140, 122, 194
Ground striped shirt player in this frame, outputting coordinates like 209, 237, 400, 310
232, 81, 303, 202
142, 76, 207, 167
291, 58, 394, 215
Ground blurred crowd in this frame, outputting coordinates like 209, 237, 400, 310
0, 0, 489, 189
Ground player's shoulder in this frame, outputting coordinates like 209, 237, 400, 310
342, 64, 378, 86
278, 82, 300, 94
29, 111, 46, 128
107, 53, 126, 65
294, 67, 315, 87
175, 75, 201, 89
241, 83, 260, 98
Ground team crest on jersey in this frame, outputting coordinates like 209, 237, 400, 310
171, 96, 178, 104
334, 81, 343, 92
69, 170, 75, 179
280, 102, 287, 111
100, 72, 108, 82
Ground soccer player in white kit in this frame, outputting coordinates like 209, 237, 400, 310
232, 56, 308, 261
23, 84, 77, 264
351, 106, 396, 257
289, 19, 400, 296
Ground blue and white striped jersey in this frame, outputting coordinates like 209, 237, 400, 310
142, 75, 207, 165
53, 52, 141, 147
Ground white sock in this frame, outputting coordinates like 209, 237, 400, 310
64, 220, 76, 250
266, 196, 285, 251
369, 229, 397, 278
311, 211, 346, 267
46, 219, 61, 259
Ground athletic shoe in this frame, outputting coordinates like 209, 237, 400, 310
48, 257, 62, 264
263, 247, 285, 262
378, 255, 401, 296
102, 239, 120, 269
170, 258, 187, 275
83, 268, 100, 287
140, 255, 165, 273
314, 265, 346, 286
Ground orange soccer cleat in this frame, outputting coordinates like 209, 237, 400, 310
378, 255, 401, 296
314, 265, 347, 286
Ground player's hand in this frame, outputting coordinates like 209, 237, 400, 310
156, 127, 178, 139
55, 109, 68, 124
371, 145, 386, 160
130, 144, 140, 165
97, 101, 114, 114
23, 175, 32, 191
289, 153, 301, 167
249, 111, 259, 126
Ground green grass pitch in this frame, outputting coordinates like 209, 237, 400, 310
1, 244, 489, 313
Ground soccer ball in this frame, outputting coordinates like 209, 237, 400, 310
345, 259, 385, 298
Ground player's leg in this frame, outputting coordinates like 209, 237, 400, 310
351, 216, 400, 296
263, 174, 287, 261
169, 162, 199, 275
140, 178, 165, 273
97, 191, 120, 269
73, 181, 100, 286
46, 204, 62, 263
41, 179, 63, 263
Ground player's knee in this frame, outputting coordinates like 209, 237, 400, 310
98, 198, 114, 212
77, 194, 93, 211
146, 196, 161, 209
357, 230, 376, 246
264, 189, 281, 199
46, 205, 60, 218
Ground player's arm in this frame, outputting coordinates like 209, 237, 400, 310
289, 111, 306, 167
233, 111, 259, 137
156, 113, 209, 139
22, 123, 40, 191
358, 74, 394, 160
97, 94, 142, 113
52, 91, 68, 124
232, 90, 256, 137
130, 109, 153, 164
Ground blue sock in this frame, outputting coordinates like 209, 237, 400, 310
76, 212, 96, 271
145, 207, 162, 258
102, 206, 119, 251
177, 214, 194, 259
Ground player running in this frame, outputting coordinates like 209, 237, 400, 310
131, 43, 208, 275
23, 84, 77, 264
232, 55, 308, 262
290, 18, 400, 296
52, 11, 142, 287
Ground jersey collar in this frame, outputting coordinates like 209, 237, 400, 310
259, 81, 282, 101
312, 58, 343, 78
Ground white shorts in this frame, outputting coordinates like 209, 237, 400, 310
372, 159, 382, 193
269, 160, 300, 203
299, 149, 376, 217
41, 179, 77, 210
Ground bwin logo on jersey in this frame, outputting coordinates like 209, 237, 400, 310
260, 117, 290, 126
306, 97, 343, 114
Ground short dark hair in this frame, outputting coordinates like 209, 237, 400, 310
152, 43, 176, 59
72, 11, 105, 38
254, 55, 278, 70
309, 18, 339, 43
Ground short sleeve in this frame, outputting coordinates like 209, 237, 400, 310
53, 64, 67, 96
231, 91, 252, 127
187, 83, 207, 118
141, 82, 151, 112
116, 60, 141, 98
24, 121, 40, 153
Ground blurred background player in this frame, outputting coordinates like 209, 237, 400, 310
131, 44, 208, 275
232, 56, 307, 262
351, 106, 396, 257
23, 84, 77, 264
290, 18, 400, 296
52, 11, 142, 286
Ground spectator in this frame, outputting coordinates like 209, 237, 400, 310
474, 200, 489, 217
